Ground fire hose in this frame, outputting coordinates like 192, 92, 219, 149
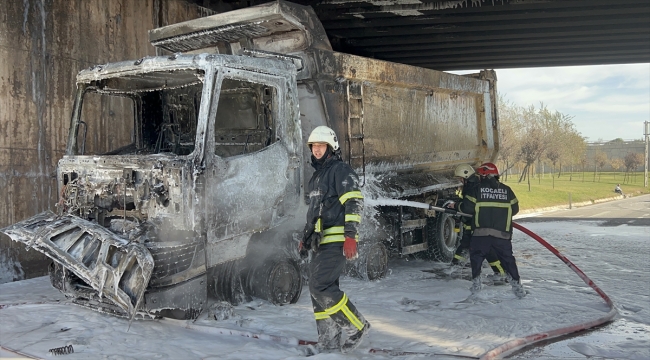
479, 222, 617, 360
395, 200, 618, 359
163, 203, 618, 359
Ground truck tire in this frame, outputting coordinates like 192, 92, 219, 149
245, 256, 303, 305
211, 260, 249, 305
426, 213, 459, 262
345, 241, 388, 281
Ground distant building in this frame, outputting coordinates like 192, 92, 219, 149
585, 139, 647, 171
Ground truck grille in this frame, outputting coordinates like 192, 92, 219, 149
148, 242, 201, 280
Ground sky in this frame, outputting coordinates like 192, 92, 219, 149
1, 198, 648, 360
455, 63, 650, 142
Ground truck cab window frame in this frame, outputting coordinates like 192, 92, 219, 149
68, 69, 206, 157
212, 76, 278, 158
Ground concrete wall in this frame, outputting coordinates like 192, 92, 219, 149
0, 0, 213, 283
585, 140, 648, 172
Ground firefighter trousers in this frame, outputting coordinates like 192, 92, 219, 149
309, 243, 367, 345
469, 235, 520, 281
454, 229, 506, 275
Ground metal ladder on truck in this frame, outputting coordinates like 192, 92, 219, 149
346, 81, 365, 185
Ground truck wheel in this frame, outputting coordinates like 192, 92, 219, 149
427, 213, 458, 262
245, 256, 303, 305
211, 260, 249, 305
345, 242, 388, 281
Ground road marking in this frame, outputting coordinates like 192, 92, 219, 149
588, 211, 610, 218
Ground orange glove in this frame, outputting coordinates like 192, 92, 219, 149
343, 237, 358, 260
298, 241, 308, 258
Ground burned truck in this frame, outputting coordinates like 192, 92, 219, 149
1, 1, 498, 320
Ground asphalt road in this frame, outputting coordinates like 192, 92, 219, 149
516, 193, 650, 227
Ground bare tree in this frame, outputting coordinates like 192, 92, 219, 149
518, 135, 542, 189
567, 133, 587, 182
536, 104, 575, 186
594, 152, 608, 182
547, 149, 560, 189
496, 96, 523, 182
556, 122, 583, 179
610, 158, 624, 180
579, 154, 588, 182
516, 105, 547, 191
498, 99, 581, 187
623, 152, 644, 183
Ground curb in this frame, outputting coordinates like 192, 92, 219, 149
517, 193, 635, 215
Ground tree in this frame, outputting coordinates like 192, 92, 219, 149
610, 158, 624, 180
535, 104, 575, 186
516, 105, 547, 191
594, 152, 608, 182
497, 98, 580, 187
579, 154, 588, 182
496, 96, 523, 182
566, 132, 586, 181
623, 152, 644, 183
546, 149, 560, 189
517, 128, 543, 190
556, 121, 583, 179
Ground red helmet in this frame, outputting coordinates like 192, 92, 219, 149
477, 162, 499, 177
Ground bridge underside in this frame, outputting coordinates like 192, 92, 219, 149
205, 0, 650, 71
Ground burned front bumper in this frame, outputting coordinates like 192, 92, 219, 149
1, 211, 154, 319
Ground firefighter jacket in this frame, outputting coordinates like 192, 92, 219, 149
306, 152, 363, 246
459, 174, 481, 229
459, 176, 519, 240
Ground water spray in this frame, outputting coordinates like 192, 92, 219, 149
365, 197, 472, 217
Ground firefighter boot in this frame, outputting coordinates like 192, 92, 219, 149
486, 271, 506, 283
470, 277, 482, 295
316, 318, 342, 352
506, 274, 526, 298
511, 280, 526, 298
341, 320, 371, 353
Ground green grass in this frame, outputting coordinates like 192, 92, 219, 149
500, 171, 649, 211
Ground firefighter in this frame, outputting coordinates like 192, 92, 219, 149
449, 164, 479, 265
453, 162, 526, 298
450, 164, 507, 282
300, 125, 370, 353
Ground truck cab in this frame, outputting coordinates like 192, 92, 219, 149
3, 53, 306, 319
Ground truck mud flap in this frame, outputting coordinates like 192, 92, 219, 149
0, 211, 154, 319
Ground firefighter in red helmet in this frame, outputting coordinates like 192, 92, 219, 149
452, 162, 526, 298
450, 164, 507, 282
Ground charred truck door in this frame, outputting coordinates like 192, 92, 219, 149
204, 66, 304, 305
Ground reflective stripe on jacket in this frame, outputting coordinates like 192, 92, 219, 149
459, 177, 519, 239
460, 174, 480, 226
307, 154, 363, 243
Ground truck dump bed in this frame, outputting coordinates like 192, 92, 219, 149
312, 50, 497, 194
149, 0, 499, 197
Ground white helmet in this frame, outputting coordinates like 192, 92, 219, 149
307, 126, 339, 151
454, 164, 475, 179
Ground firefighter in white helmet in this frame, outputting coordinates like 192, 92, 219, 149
450, 164, 480, 265
300, 125, 370, 353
